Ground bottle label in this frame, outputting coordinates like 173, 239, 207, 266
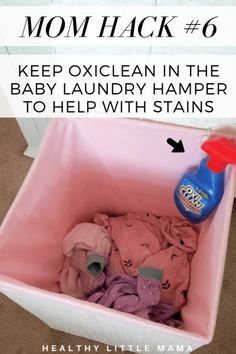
179, 184, 206, 214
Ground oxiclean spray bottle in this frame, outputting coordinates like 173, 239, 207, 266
174, 137, 236, 224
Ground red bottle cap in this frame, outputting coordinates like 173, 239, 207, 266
201, 137, 236, 173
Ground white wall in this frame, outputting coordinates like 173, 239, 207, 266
16, 119, 50, 158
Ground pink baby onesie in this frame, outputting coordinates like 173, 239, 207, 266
141, 246, 190, 310
156, 216, 198, 253
93, 212, 168, 277
60, 223, 111, 299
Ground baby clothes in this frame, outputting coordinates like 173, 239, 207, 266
88, 269, 162, 316
88, 269, 162, 312
60, 250, 106, 299
93, 213, 197, 277
59, 213, 198, 327
156, 216, 198, 254
60, 223, 111, 299
141, 246, 190, 309
93, 213, 168, 277
87, 269, 181, 326
62, 223, 111, 268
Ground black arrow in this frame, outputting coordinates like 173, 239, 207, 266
167, 138, 185, 153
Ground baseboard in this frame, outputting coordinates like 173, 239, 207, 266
23, 146, 38, 159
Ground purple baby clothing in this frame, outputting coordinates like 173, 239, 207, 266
87, 270, 163, 315
87, 269, 179, 325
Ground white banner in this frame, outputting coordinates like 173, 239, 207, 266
0, 6, 235, 46
0, 54, 236, 119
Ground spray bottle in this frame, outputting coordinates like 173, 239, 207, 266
174, 137, 236, 224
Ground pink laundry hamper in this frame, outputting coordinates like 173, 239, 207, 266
0, 118, 235, 353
